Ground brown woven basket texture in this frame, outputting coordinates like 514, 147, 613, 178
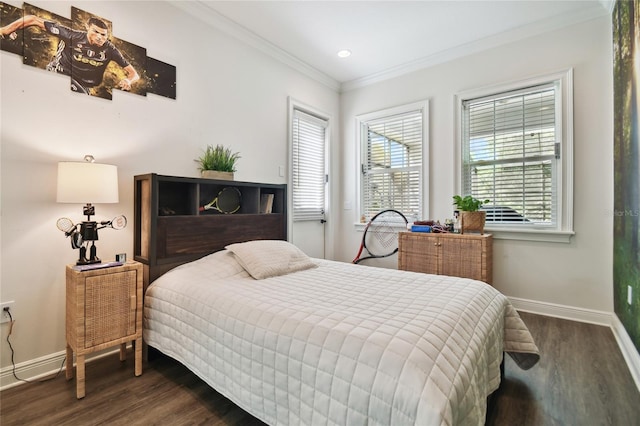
460, 211, 486, 234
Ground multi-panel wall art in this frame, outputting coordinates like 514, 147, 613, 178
0, 2, 176, 100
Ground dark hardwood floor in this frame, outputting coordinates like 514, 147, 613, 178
2, 312, 639, 425
487, 312, 640, 425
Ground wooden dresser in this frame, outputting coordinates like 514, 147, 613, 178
398, 232, 493, 284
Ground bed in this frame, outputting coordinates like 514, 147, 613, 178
143, 239, 539, 426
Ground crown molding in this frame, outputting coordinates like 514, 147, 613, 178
171, 1, 610, 94
168, 1, 340, 92
341, 3, 610, 92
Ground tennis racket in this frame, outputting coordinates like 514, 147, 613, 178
56, 217, 76, 236
56, 217, 83, 249
352, 209, 408, 264
99, 215, 127, 230
199, 187, 241, 214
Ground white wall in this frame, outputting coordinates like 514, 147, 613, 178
338, 16, 614, 312
0, 0, 339, 379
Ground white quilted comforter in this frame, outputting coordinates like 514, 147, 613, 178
144, 250, 538, 426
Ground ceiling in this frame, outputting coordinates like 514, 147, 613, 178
172, 1, 612, 91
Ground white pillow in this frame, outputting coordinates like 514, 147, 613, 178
225, 240, 316, 279
184, 249, 249, 279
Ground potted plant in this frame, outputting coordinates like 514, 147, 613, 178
195, 144, 240, 180
453, 195, 490, 234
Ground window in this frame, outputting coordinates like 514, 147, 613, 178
457, 70, 574, 242
291, 108, 327, 221
358, 101, 428, 222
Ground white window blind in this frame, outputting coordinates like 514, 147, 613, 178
462, 83, 558, 226
292, 109, 327, 221
362, 109, 422, 220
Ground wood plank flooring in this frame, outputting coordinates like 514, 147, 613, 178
2, 312, 639, 425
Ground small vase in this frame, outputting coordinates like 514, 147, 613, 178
201, 170, 234, 180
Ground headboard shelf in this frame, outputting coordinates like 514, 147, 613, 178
134, 173, 287, 289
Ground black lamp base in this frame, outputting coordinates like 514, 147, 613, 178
76, 244, 101, 265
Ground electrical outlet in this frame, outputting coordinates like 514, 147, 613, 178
1, 301, 15, 324
628, 286, 633, 306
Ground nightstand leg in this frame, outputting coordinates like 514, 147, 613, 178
119, 343, 127, 361
134, 337, 142, 376
76, 354, 85, 399
65, 344, 73, 380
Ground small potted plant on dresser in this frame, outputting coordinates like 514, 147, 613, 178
195, 144, 240, 180
453, 195, 490, 234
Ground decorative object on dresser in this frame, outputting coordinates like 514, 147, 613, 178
56, 155, 127, 265
134, 173, 287, 289
195, 144, 240, 180
66, 261, 143, 399
398, 231, 493, 284
352, 209, 408, 264
452, 194, 490, 234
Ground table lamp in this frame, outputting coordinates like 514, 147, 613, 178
56, 155, 119, 265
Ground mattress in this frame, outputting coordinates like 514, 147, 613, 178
143, 245, 538, 426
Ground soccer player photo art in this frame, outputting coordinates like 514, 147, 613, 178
0, 2, 176, 100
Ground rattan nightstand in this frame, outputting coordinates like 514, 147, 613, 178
65, 261, 143, 398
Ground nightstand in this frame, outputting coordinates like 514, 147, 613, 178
65, 261, 143, 398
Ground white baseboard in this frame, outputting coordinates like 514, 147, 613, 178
509, 296, 614, 325
1, 350, 67, 391
611, 315, 640, 392
509, 296, 640, 392
0, 347, 122, 391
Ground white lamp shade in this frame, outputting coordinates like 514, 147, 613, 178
57, 161, 119, 204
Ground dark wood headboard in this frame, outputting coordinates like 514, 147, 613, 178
134, 173, 287, 290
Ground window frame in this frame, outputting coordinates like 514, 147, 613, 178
356, 100, 430, 225
455, 69, 574, 243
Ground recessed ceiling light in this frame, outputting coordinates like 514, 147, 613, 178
337, 49, 351, 58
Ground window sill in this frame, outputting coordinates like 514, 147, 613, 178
484, 227, 575, 243
353, 222, 575, 243
353, 222, 410, 232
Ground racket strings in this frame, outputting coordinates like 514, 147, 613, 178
104, 215, 127, 230
363, 211, 407, 256
368, 223, 398, 248
111, 215, 127, 230
56, 218, 75, 233
218, 193, 240, 212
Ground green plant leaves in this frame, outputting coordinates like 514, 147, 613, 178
196, 144, 240, 172
452, 195, 490, 211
